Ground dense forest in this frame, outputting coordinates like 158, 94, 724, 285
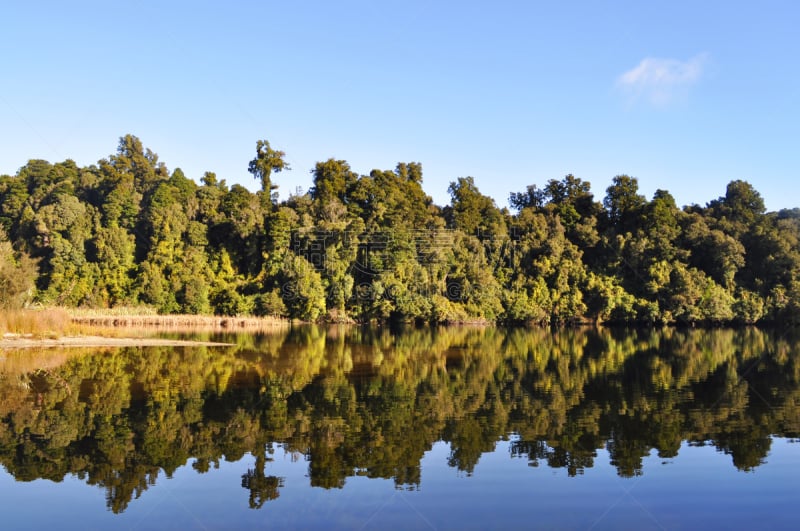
1, 326, 798, 511
1, 134, 798, 325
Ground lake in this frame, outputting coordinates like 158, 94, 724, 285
1, 326, 799, 529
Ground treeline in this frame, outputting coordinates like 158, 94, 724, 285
0, 134, 798, 324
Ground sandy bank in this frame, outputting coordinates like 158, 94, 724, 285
0, 335, 234, 349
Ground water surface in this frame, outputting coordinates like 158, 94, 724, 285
1, 326, 798, 529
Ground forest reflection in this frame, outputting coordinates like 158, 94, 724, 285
1, 326, 798, 513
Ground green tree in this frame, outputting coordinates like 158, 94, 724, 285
109, 134, 168, 197
708, 180, 766, 227
447, 176, 506, 238
280, 254, 326, 321
0, 229, 37, 308
604, 174, 646, 231
310, 159, 359, 206
248, 139, 289, 196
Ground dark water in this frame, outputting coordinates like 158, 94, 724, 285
1, 326, 799, 529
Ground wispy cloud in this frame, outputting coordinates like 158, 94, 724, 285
617, 53, 709, 106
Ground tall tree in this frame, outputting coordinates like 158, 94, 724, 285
248, 139, 290, 197
310, 158, 358, 206
447, 176, 506, 238
604, 174, 646, 231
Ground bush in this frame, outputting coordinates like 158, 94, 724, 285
0, 234, 37, 309
211, 285, 251, 316
253, 290, 288, 317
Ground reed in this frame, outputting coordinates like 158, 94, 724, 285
69, 305, 160, 317
68, 312, 289, 332
0, 308, 76, 338
1, 307, 289, 338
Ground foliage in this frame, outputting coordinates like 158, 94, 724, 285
0, 135, 797, 324
0, 229, 37, 309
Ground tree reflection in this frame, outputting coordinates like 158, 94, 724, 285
0, 326, 798, 512
241, 450, 284, 509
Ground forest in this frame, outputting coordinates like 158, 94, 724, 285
0, 134, 798, 325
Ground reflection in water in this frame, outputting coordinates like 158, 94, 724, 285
0, 326, 798, 512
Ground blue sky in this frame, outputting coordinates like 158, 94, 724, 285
2, 1, 798, 211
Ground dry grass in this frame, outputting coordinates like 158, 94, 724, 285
69, 305, 160, 317
0, 308, 77, 338
68, 312, 289, 333
1, 307, 289, 338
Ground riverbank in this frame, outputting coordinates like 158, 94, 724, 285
0, 333, 234, 348
69, 313, 289, 330
0, 308, 289, 347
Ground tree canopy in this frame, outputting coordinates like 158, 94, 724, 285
0, 134, 797, 325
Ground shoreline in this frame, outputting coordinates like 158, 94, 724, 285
0, 334, 234, 349
69, 313, 290, 329
1, 310, 290, 348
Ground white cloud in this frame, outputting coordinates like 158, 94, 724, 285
617, 53, 709, 106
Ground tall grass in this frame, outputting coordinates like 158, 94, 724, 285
1, 307, 289, 338
68, 305, 160, 317
0, 308, 75, 337
69, 313, 289, 331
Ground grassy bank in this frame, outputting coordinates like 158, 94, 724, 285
1, 307, 289, 338
70, 312, 289, 331
0, 308, 76, 338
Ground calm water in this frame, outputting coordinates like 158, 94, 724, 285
1, 326, 799, 530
